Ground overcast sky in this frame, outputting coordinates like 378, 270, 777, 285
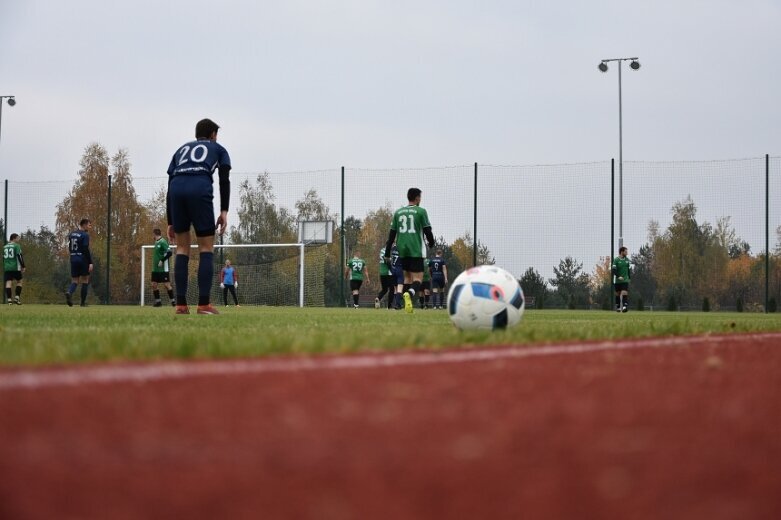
1, 0, 779, 183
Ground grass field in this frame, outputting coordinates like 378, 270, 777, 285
3, 305, 781, 366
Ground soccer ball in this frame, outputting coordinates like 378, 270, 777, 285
447, 265, 525, 330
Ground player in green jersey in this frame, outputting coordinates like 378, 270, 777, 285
151, 228, 175, 307
384, 188, 436, 314
3, 233, 25, 305
611, 246, 631, 312
345, 250, 370, 308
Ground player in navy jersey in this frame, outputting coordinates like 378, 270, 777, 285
429, 249, 448, 309
389, 245, 405, 309
167, 118, 231, 315
65, 218, 93, 307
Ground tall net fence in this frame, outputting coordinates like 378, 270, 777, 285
2, 156, 780, 309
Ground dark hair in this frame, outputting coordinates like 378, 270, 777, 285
619, 246, 628, 254
9, 233, 19, 241
153, 228, 162, 236
195, 118, 220, 139
80, 218, 91, 227
407, 188, 422, 201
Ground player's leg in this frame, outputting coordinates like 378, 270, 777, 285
614, 288, 621, 312
151, 279, 162, 307
4, 276, 12, 304
229, 285, 238, 306
350, 280, 362, 308
78, 273, 90, 306
164, 281, 175, 306
621, 289, 629, 312
194, 233, 217, 313
173, 230, 192, 311
66, 260, 80, 306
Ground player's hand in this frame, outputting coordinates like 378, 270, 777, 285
88, 263, 94, 273
158, 261, 163, 267
215, 211, 228, 236
384, 256, 391, 265
427, 240, 435, 249
618, 276, 624, 281
220, 283, 225, 289
234, 282, 238, 288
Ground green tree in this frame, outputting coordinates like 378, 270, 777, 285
519, 266, 547, 309
18, 226, 70, 302
549, 256, 590, 309
631, 244, 656, 307
651, 196, 728, 309
55, 143, 150, 303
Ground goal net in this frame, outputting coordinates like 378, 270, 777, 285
140, 243, 326, 307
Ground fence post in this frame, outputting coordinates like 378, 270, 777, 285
473, 162, 478, 267
766, 153, 770, 313
3, 179, 7, 244
106, 174, 112, 304
340, 166, 345, 304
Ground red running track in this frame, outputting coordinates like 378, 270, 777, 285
1, 333, 780, 520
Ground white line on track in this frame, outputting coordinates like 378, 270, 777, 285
1, 333, 779, 391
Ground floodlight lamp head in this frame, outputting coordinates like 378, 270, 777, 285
630, 60, 641, 70
598, 62, 608, 72
6, 97, 15, 106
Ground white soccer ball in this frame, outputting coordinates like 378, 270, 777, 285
447, 265, 525, 330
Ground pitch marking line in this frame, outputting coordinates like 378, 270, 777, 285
1, 333, 779, 391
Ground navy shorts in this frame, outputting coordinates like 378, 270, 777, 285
431, 274, 446, 289
349, 279, 363, 291
168, 175, 215, 237
70, 257, 90, 278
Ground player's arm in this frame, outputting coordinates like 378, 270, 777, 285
443, 264, 448, 283
384, 230, 397, 261
216, 164, 231, 235
82, 236, 93, 267
423, 226, 435, 249
17, 250, 26, 271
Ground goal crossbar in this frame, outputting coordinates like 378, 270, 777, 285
140, 243, 306, 307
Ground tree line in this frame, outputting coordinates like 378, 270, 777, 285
6, 144, 779, 309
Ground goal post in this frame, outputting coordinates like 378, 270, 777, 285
140, 243, 306, 307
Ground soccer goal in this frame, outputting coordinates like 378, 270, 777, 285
140, 243, 306, 307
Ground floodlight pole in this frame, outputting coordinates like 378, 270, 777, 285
598, 58, 639, 250
0, 95, 16, 145
0, 96, 16, 244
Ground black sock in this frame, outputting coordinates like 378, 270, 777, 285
15, 286, 22, 297
167, 289, 174, 302
198, 252, 214, 306
175, 254, 189, 305
410, 281, 421, 296
353, 294, 359, 306
615, 295, 620, 307
5, 288, 11, 300
80, 283, 89, 304
153, 289, 161, 302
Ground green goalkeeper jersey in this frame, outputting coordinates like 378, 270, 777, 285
346, 257, 366, 281
3, 242, 22, 271
612, 255, 631, 284
153, 237, 172, 273
390, 205, 431, 258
